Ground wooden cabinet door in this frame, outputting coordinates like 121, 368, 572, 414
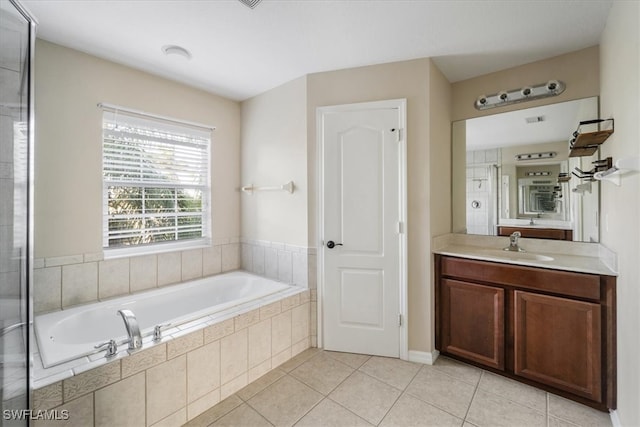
440, 279, 505, 370
514, 291, 601, 402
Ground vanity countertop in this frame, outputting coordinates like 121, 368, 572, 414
433, 234, 617, 277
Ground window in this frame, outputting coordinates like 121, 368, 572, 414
102, 107, 211, 254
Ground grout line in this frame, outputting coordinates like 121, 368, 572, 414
462, 368, 483, 422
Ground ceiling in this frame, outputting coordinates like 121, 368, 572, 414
22, 0, 612, 101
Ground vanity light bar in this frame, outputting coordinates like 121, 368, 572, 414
515, 152, 557, 161
475, 80, 565, 110
525, 171, 551, 177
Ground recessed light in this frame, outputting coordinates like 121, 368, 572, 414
161, 45, 192, 60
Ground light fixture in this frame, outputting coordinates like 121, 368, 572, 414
161, 45, 192, 60
515, 152, 557, 161
475, 80, 565, 110
525, 171, 551, 177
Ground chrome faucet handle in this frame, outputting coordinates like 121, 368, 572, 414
153, 323, 172, 342
94, 339, 118, 357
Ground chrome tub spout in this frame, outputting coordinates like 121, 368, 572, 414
117, 309, 143, 350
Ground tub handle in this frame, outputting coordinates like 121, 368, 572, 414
94, 339, 118, 357
153, 323, 172, 342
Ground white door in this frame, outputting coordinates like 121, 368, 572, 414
319, 100, 406, 358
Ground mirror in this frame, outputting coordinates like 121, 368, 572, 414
452, 97, 600, 242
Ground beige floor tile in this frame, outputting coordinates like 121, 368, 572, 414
248, 375, 323, 426
359, 356, 421, 391
184, 395, 243, 427
405, 366, 475, 418
295, 398, 373, 426
466, 389, 546, 427
324, 351, 371, 369
548, 394, 612, 427
379, 393, 463, 427
477, 371, 546, 413
548, 416, 581, 427
212, 403, 272, 427
291, 352, 354, 395
279, 347, 322, 373
431, 356, 482, 385
237, 368, 286, 401
328, 371, 401, 425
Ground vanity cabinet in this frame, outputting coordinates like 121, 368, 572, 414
435, 254, 616, 410
497, 225, 573, 241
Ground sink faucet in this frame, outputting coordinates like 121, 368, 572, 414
504, 231, 525, 252
117, 309, 142, 350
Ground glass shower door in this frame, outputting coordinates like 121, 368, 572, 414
0, 0, 34, 425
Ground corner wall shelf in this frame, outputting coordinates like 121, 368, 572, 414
569, 118, 614, 158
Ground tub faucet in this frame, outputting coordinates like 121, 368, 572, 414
117, 309, 142, 350
504, 231, 525, 252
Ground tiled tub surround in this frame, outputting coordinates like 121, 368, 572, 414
33, 240, 241, 313
32, 288, 312, 426
241, 239, 318, 346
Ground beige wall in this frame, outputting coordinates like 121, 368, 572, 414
240, 77, 308, 246
306, 58, 451, 353
452, 46, 600, 122
599, 1, 640, 425
34, 40, 241, 258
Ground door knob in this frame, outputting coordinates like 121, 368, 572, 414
326, 240, 343, 249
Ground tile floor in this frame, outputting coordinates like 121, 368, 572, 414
185, 348, 613, 427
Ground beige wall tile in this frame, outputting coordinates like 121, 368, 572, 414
282, 293, 300, 311
34, 266, 61, 313
187, 388, 221, 421
292, 302, 310, 343
157, 252, 181, 286
220, 373, 247, 400
33, 381, 62, 411
272, 347, 292, 368
247, 359, 272, 384
248, 319, 271, 369
167, 330, 203, 359
150, 408, 186, 427
259, 300, 281, 319
99, 258, 130, 299
130, 254, 157, 292
45, 255, 83, 267
272, 310, 292, 355
202, 246, 222, 276
221, 329, 248, 385
63, 360, 120, 401
292, 337, 310, 357
204, 318, 234, 343
182, 248, 203, 281
95, 372, 145, 427
221, 243, 240, 272
147, 355, 187, 426
62, 262, 98, 307
122, 344, 166, 378
33, 393, 93, 427
234, 308, 260, 330
187, 341, 221, 402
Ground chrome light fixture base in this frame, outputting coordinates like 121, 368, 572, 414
475, 80, 565, 110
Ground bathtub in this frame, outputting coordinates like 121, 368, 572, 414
35, 271, 294, 369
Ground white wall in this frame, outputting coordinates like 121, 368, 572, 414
599, 1, 640, 424
34, 40, 241, 258
240, 77, 308, 247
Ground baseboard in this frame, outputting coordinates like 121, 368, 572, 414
609, 409, 621, 427
408, 349, 440, 365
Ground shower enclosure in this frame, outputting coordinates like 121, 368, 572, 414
0, 0, 35, 425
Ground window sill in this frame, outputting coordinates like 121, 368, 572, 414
103, 238, 212, 260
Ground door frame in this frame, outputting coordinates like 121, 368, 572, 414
316, 99, 408, 360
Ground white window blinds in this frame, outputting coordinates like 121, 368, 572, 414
102, 108, 211, 250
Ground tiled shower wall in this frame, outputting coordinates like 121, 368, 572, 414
240, 239, 318, 347
32, 293, 311, 426
33, 240, 242, 314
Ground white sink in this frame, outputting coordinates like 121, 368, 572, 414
480, 249, 554, 262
